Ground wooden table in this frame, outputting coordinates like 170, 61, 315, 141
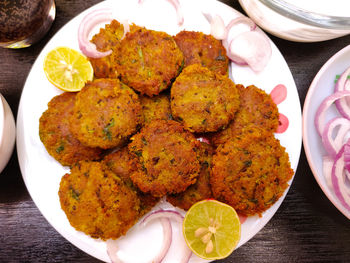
1, 0, 350, 262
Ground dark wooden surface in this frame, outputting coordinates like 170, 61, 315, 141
1, 0, 350, 262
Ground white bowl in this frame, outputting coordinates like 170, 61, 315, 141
0, 94, 16, 174
303, 45, 350, 219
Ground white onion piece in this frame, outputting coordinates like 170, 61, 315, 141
323, 155, 334, 189
344, 140, 350, 173
106, 239, 124, 263
202, 13, 227, 40
141, 210, 192, 263
78, 9, 114, 58
321, 117, 350, 158
335, 66, 350, 119
315, 90, 350, 136
222, 16, 256, 52
120, 19, 130, 39
227, 30, 271, 72
331, 146, 350, 212
106, 217, 172, 263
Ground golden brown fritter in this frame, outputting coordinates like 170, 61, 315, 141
210, 127, 294, 216
39, 92, 102, 166
174, 30, 229, 75
128, 120, 201, 197
140, 93, 172, 125
210, 84, 279, 147
58, 161, 141, 240
167, 142, 214, 210
69, 78, 143, 149
89, 19, 125, 78
171, 64, 240, 133
102, 147, 159, 216
116, 27, 184, 96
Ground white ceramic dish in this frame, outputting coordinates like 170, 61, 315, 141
303, 44, 350, 219
16, 0, 302, 262
0, 93, 16, 174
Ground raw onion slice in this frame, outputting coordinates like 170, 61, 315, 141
202, 13, 227, 40
321, 117, 350, 158
141, 210, 192, 263
315, 90, 350, 136
323, 155, 334, 189
78, 9, 114, 58
106, 217, 172, 263
226, 30, 271, 72
334, 66, 350, 118
331, 145, 350, 212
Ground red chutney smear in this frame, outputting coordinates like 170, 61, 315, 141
270, 84, 289, 133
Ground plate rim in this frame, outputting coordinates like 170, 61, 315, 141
16, 0, 302, 261
303, 44, 350, 220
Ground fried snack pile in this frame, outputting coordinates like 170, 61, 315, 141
39, 19, 293, 240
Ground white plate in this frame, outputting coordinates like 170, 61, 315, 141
16, 0, 302, 262
303, 44, 350, 220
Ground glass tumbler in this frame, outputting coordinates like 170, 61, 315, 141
0, 0, 56, 48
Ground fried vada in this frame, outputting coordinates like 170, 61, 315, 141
174, 30, 229, 75
167, 142, 214, 210
69, 78, 143, 149
39, 92, 102, 166
171, 64, 240, 133
128, 120, 201, 197
116, 27, 184, 96
210, 127, 294, 216
58, 160, 141, 240
210, 84, 279, 146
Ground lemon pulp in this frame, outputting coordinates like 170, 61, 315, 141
182, 199, 241, 260
43, 47, 93, 92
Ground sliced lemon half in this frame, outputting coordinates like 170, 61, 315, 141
183, 199, 241, 260
43, 47, 93, 92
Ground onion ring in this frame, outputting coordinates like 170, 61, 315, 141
321, 117, 350, 158
314, 90, 350, 136
334, 66, 350, 119
77, 9, 114, 58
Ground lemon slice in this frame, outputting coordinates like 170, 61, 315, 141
43, 47, 93, 92
182, 199, 241, 260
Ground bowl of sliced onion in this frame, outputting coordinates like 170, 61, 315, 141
303, 44, 350, 219
0, 93, 15, 174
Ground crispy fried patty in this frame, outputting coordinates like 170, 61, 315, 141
116, 27, 184, 96
69, 78, 143, 149
171, 64, 240, 133
102, 147, 159, 216
89, 19, 125, 78
174, 30, 229, 75
210, 127, 294, 216
58, 161, 141, 240
166, 142, 214, 210
140, 93, 172, 125
128, 120, 201, 197
210, 84, 279, 146
39, 92, 102, 166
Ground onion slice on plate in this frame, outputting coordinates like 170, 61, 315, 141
321, 117, 350, 158
78, 9, 114, 58
331, 144, 350, 212
141, 210, 192, 263
107, 209, 192, 263
334, 66, 350, 119
314, 90, 350, 136
202, 13, 227, 40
